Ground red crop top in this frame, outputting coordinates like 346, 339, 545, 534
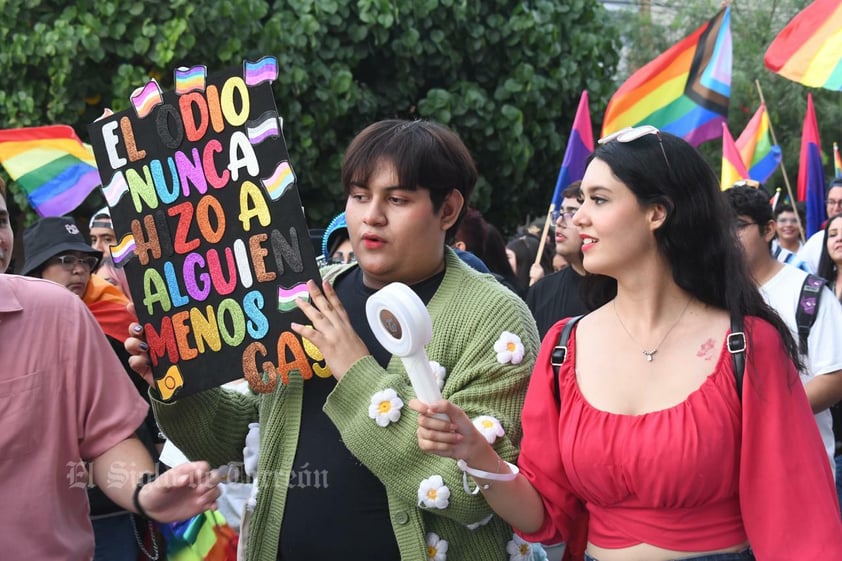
516, 316, 842, 560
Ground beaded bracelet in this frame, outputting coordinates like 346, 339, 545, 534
457, 458, 519, 495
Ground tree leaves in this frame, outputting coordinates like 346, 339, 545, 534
0, 0, 620, 233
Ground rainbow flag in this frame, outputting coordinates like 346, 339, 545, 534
834, 142, 842, 178
551, 90, 593, 212
764, 0, 842, 91
162, 511, 237, 561
174, 65, 207, 95
721, 123, 749, 191
82, 274, 137, 343
602, 7, 732, 146
798, 93, 826, 236
735, 104, 782, 185
0, 125, 100, 216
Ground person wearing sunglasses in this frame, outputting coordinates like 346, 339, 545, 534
526, 181, 589, 339
413, 126, 842, 560
21, 218, 140, 355
21, 217, 102, 295
21, 216, 168, 561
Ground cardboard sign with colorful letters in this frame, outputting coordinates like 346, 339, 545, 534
87, 58, 324, 400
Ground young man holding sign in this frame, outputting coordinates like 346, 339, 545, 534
129, 120, 540, 561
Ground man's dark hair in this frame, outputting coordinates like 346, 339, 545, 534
341, 120, 477, 239
774, 203, 794, 219
561, 180, 582, 203
724, 185, 774, 228
725, 186, 777, 253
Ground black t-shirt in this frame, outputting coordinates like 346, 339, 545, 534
278, 266, 444, 561
525, 267, 589, 340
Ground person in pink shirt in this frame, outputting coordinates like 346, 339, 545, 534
412, 128, 842, 560
0, 180, 221, 561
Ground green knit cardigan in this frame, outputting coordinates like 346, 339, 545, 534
152, 249, 540, 561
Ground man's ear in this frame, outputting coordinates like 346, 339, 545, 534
762, 219, 777, 243
439, 190, 464, 231
452, 240, 467, 251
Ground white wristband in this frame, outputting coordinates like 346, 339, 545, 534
457, 458, 519, 495
457, 458, 519, 481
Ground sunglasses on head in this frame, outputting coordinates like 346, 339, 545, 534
733, 179, 761, 189
598, 125, 671, 170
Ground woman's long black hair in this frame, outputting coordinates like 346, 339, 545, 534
582, 130, 803, 373
817, 213, 842, 287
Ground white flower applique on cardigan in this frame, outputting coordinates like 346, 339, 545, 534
506, 533, 533, 561
418, 475, 451, 509
494, 331, 525, 364
425, 532, 449, 560
368, 388, 404, 427
472, 415, 505, 444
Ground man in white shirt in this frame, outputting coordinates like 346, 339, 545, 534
727, 186, 842, 475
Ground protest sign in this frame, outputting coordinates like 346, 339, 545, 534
88, 58, 324, 400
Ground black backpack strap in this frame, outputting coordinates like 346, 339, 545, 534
795, 274, 825, 355
552, 315, 584, 408
728, 313, 747, 401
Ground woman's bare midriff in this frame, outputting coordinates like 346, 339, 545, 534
587, 540, 750, 561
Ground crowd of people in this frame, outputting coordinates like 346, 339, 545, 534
2, 118, 842, 561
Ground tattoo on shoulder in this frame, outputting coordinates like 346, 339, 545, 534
696, 338, 715, 361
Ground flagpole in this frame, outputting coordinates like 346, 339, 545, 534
755, 79, 804, 242
534, 203, 554, 268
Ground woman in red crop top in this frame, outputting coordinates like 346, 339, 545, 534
412, 127, 842, 560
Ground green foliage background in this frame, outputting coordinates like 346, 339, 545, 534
2, 0, 840, 247
0, 0, 620, 238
